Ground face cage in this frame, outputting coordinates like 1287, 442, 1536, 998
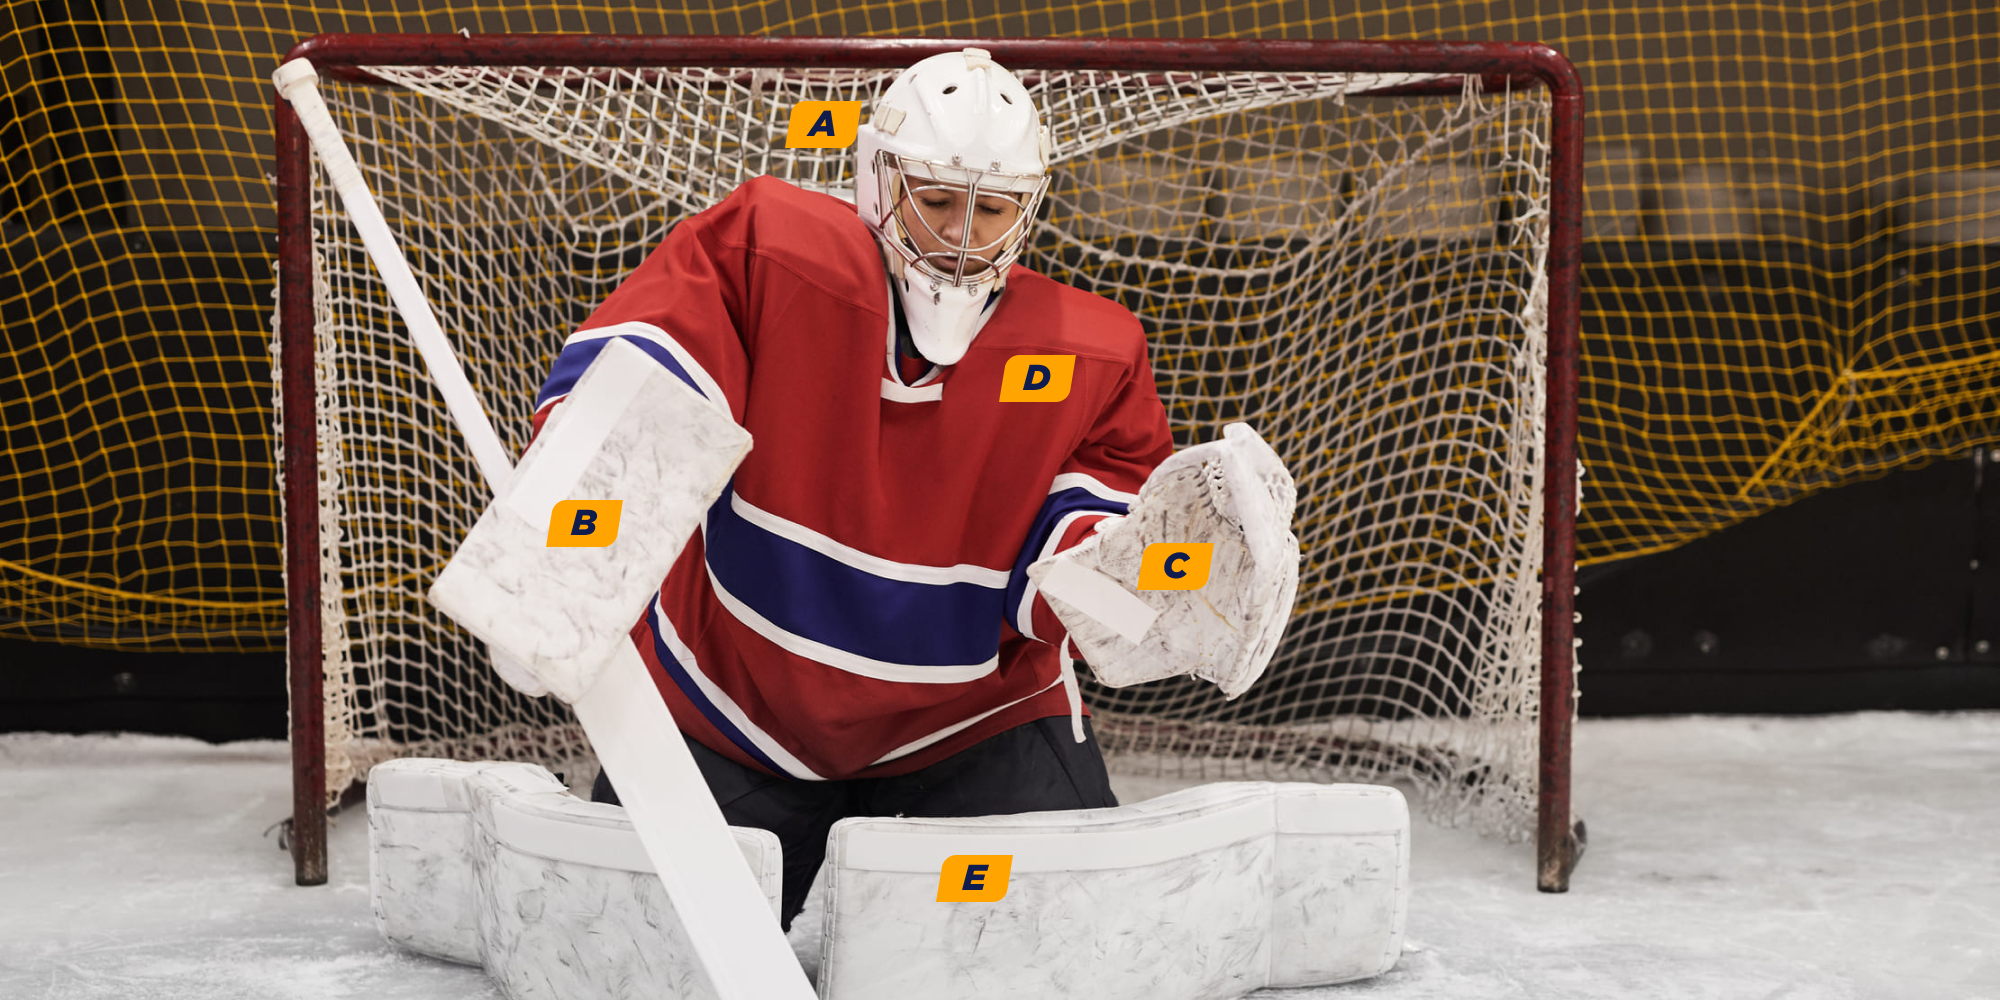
872, 151, 1051, 288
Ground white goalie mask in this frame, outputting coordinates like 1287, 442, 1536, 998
855, 48, 1053, 365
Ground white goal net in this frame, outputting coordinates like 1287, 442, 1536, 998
277, 56, 1561, 840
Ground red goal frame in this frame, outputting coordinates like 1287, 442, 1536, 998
273, 33, 1584, 892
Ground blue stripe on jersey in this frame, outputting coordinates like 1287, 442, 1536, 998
645, 600, 794, 777
1004, 486, 1131, 633
534, 334, 705, 409
703, 487, 1007, 669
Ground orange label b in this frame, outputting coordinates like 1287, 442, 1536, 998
936, 854, 1013, 901
1137, 543, 1214, 590
546, 500, 623, 547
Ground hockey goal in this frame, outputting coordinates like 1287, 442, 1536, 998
273, 35, 1583, 890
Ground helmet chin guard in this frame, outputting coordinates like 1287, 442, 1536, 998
856, 48, 1052, 364
890, 265, 1001, 366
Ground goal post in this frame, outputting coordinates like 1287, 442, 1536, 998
272, 34, 1583, 892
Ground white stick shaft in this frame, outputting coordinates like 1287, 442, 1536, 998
275, 58, 816, 1000
575, 647, 819, 999
274, 58, 514, 496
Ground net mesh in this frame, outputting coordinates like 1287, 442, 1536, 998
3, 1, 1994, 656
1, 2, 1993, 854
292, 61, 1555, 835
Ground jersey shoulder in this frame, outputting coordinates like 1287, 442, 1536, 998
979, 266, 1150, 366
698, 177, 886, 312
728, 175, 872, 239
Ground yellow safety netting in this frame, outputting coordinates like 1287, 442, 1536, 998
1, 0, 1995, 649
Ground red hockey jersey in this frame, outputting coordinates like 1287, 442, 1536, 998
532, 176, 1173, 780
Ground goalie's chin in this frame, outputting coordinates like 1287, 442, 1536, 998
907, 253, 995, 282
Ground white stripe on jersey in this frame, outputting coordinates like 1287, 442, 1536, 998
1050, 471, 1140, 506
705, 562, 1000, 684
867, 674, 1067, 767
730, 492, 1010, 589
880, 378, 944, 403
566, 321, 730, 407
652, 593, 827, 781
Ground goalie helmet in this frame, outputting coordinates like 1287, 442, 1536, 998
855, 47, 1053, 365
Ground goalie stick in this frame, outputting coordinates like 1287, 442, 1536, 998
272, 58, 817, 1000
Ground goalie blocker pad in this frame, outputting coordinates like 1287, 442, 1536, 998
427, 336, 752, 704
820, 782, 1408, 999
368, 759, 784, 999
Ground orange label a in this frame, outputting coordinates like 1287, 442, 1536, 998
545, 500, 623, 547
786, 102, 864, 149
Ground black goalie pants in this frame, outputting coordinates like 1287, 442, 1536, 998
591, 715, 1118, 930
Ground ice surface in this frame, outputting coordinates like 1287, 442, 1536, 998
2, 713, 1996, 999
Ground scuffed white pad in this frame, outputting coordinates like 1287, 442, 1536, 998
1032, 422, 1301, 699
368, 758, 782, 1000
427, 336, 751, 703
819, 782, 1408, 1000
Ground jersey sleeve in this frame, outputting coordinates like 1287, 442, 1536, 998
1004, 342, 1175, 645
528, 184, 762, 439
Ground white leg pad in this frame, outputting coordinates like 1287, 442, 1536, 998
818, 782, 1409, 999
368, 758, 783, 999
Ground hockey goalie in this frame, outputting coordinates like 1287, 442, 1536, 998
377, 47, 1409, 1000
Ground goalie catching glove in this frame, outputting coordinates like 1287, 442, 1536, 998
1029, 422, 1300, 699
